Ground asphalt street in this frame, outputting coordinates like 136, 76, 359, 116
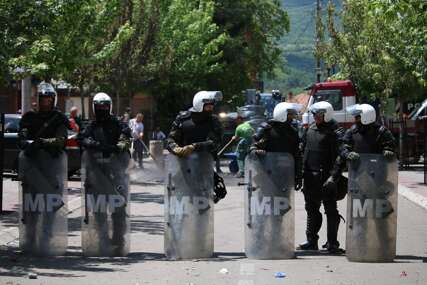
0, 158, 426, 285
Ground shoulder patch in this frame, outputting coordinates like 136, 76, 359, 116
177, 111, 191, 120
260, 122, 272, 130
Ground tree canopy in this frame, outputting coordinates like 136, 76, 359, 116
0, 0, 290, 118
323, 0, 427, 102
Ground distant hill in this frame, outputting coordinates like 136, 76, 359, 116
265, 0, 341, 94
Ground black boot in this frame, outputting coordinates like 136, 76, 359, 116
298, 239, 319, 250
298, 210, 322, 250
325, 212, 342, 253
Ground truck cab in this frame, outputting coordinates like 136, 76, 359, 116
302, 80, 356, 128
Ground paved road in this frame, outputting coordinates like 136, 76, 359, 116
0, 161, 426, 285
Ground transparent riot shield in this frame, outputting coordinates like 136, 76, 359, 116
164, 152, 214, 260
346, 153, 398, 262
18, 150, 68, 256
244, 152, 295, 259
81, 150, 131, 257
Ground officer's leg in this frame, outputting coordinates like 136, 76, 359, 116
298, 191, 322, 250
111, 206, 127, 254
323, 198, 341, 253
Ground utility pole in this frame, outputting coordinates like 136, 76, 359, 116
315, 0, 322, 83
21, 76, 32, 114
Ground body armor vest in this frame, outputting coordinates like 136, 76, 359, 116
351, 124, 383, 154
303, 123, 337, 172
181, 116, 212, 145
264, 122, 299, 154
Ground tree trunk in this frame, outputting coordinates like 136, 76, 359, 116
398, 96, 405, 167
79, 83, 86, 119
116, 91, 120, 117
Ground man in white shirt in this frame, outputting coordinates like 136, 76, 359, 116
130, 113, 145, 167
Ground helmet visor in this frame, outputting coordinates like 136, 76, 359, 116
346, 104, 362, 117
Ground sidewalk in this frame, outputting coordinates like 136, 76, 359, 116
398, 168, 427, 210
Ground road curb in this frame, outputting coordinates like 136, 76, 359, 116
398, 184, 427, 210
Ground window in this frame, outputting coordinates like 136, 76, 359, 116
313, 89, 343, 110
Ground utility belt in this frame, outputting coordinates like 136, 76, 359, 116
303, 168, 331, 186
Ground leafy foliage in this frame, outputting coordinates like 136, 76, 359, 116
323, 0, 427, 101
0, 0, 290, 123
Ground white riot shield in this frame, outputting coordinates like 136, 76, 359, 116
346, 153, 398, 262
164, 152, 214, 260
18, 150, 68, 256
244, 152, 295, 259
81, 150, 131, 257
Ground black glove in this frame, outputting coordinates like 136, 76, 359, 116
295, 176, 303, 191
23, 139, 42, 156
213, 172, 227, 203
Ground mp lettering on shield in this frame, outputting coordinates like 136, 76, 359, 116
86, 194, 126, 213
169, 196, 210, 215
250, 197, 291, 216
352, 198, 394, 219
23, 193, 63, 212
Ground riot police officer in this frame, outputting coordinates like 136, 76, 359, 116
18, 82, 69, 255
250, 102, 303, 190
341, 104, 395, 161
19, 82, 69, 158
298, 101, 344, 253
166, 91, 226, 203
79, 92, 131, 256
80, 93, 131, 153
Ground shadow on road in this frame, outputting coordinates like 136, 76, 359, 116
130, 192, 163, 204
0, 247, 133, 278
395, 254, 427, 263
131, 215, 164, 235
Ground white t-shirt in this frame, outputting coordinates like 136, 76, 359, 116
130, 119, 144, 140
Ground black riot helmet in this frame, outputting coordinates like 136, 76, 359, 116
37, 82, 57, 112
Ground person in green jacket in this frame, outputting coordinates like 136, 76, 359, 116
231, 116, 255, 178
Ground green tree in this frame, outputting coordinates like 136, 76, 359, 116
212, 0, 290, 100
324, 0, 427, 102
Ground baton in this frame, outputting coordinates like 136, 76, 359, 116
217, 138, 236, 156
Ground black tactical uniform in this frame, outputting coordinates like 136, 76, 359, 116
166, 111, 223, 154
250, 120, 302, 187
79, 115, 131, 251
19, 109, 69, 157
300, 119, 344, 252
166, 110, 226, 202
79, 116, 131, 155
18, 92, 70, 253
341, 122, 395, 157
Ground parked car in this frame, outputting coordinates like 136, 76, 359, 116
2, 114, 81, 177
